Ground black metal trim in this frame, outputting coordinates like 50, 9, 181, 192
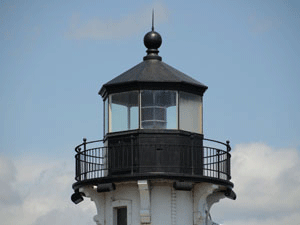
71, 189, 85, 204
100, 81, 207, 97
173, 181, 193, 191
97, 183, 116, 192
72, 173, 234, 190
221, 188, 237, 200
143, 55, 162, 61
105, 128, 204, 138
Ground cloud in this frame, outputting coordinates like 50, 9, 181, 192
248, 12, 282, 34
0, 156, 96, 225
65, 2, 169, 40
224, 213, 300, 225
212, 143, 300, 225
32, 207, 96, 225
0, 156, 21, 206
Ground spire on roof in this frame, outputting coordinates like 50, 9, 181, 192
143, 9, 162, 61
152, 9, 154, 31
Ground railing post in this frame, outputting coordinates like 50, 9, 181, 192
217, 149, 220, 179
83, 138, 87, 180
226, 140, 231, 180
190, 135, 194, 175
76, 148, 81, 181
226, 140, 231, 152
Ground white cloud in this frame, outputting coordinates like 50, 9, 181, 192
65, 2, 169, 40
225, 213, 300, 225
0, 155, 96, 225
0, 156, 21, 206
32, 207, 96, 225
212, 143, 300, 225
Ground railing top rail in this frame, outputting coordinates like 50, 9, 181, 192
75, 139, 103, 153
203, 138, 231, 152
74, 138, 231, 152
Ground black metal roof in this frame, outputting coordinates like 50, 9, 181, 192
99, 29, 208, 98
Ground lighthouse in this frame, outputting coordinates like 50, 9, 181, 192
71, 22, 236, 225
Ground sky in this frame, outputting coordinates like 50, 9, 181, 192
0, 0, 300, 224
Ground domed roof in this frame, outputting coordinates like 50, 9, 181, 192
99, 27, 207, 98
99, 59, 207, 97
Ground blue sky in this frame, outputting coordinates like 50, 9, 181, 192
0, 1, 300, 224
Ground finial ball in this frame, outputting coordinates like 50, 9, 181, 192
144, 31, 162, 50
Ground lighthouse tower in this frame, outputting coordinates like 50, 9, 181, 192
71, 23, 236, 225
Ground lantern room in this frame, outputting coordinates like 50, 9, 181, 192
100, 29, 207, 136
99, 28, 207, 135
102, 89, 205, 134
96, 29, 212, 177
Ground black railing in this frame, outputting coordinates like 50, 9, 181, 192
74, 138, 231, 182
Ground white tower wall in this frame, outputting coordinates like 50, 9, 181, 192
81, 180, 226, 225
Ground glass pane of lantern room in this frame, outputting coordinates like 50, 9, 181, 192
179, 92, 202, 133
141, 90, 177, 129
110, 91, 138, 132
